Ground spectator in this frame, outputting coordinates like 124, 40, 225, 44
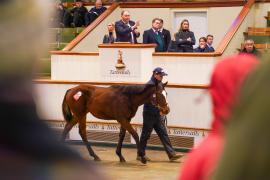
64, 0, 88, 27
143, 18, 166, 52
115, 10, 140, 43
102, 22, 116, 43
0, 0, 106, 179
85, 0, 107, 26
213, 58, 270, 180
194, 37, 212, 52
240, 39, 261, 57
159, 18, 171, 51
175, 19, 195, 52
179, 54, 259, 180
206, 34, 215, 52
51, 2, 68, 28
167, 33, 179, 52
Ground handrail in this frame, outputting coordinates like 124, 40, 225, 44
33, 79, 209, 89
98, 43, 156, 48
50, 51, 99, 56
60, 0, 255, 55
62, 2, 119, 51
215, 0, 255, 53
153, 52, 221, 57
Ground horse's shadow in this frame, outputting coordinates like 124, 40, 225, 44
93, 160, 147, 167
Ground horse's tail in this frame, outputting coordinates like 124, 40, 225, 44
62, 89, 73, 122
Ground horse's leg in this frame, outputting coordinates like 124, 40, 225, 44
78, 116, 101, 161
120, 120, 147, 164
61, 119, 78, 142
116, 126, 126, 162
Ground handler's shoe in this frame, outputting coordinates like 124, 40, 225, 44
136, 155, 151, 162
169, 153, 184, 161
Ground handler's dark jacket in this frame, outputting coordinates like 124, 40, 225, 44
143, 76, 160, 115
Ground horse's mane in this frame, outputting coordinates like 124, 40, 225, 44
111, 84, 154, 95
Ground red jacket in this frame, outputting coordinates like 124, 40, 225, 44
179, 54, 259, 180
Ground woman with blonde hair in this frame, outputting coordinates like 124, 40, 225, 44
175, 19, 195, 52
102, 22, 116, 43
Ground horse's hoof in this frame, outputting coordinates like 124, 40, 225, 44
120, 158, 126, 163
141, 157, 147, 164
94, 157, 101, 161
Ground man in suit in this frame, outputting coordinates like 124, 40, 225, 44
143, 18, 166, 52
115, 10, 140, 43
159, 19, 171, 51
206, 34, 215, 52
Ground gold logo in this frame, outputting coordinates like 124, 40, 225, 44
115, 50, 126, 70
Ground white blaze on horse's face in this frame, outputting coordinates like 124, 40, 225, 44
162, 90, 168, 103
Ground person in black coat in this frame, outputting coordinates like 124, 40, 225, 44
175, 19, 196, 52
159, 19, 171, 51
143, 18, 166, 52
102, 22, 116, 43
85, 0, 107, 26
194, 37, 212, 52
115, 10, 140, 43
63, 0, 88, 27
137, 67, 183, 163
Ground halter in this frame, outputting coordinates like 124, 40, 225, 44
153, 86, 168, 112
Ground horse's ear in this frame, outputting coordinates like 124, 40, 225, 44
163, 81, 168, 87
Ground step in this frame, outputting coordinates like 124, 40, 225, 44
240, 43, 270, 50
244, 36, 270, 44
247, 27, 270, 33
48, 27, 85, 43
49, 42, 69, 50
244, 32, 270, 36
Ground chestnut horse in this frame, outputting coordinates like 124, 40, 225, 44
61, 82, 170, 164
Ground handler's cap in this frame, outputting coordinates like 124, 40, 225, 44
153, 67, 168, 76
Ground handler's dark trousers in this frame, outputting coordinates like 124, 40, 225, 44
138, 112, 176, 158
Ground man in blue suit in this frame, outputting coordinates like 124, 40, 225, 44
115, 10, 140, 43
143, 18, 166, 52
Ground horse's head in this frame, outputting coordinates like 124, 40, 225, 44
153, 82, 170, 115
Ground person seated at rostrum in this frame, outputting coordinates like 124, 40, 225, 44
194, 37, 212, 52
63, 0, 88, 27
85, 0, 107, 26
102, 22, 116, 43
206, 34, 215, 52
175, 19, 196, 52
240, 39, 261, 58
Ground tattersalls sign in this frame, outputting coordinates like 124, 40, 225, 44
109, 50, 131, 76
100, 49, 141, 81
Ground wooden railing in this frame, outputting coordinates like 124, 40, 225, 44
215, 0, 255, 53
61, 0, 256, 56
34, 79, 209, 89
